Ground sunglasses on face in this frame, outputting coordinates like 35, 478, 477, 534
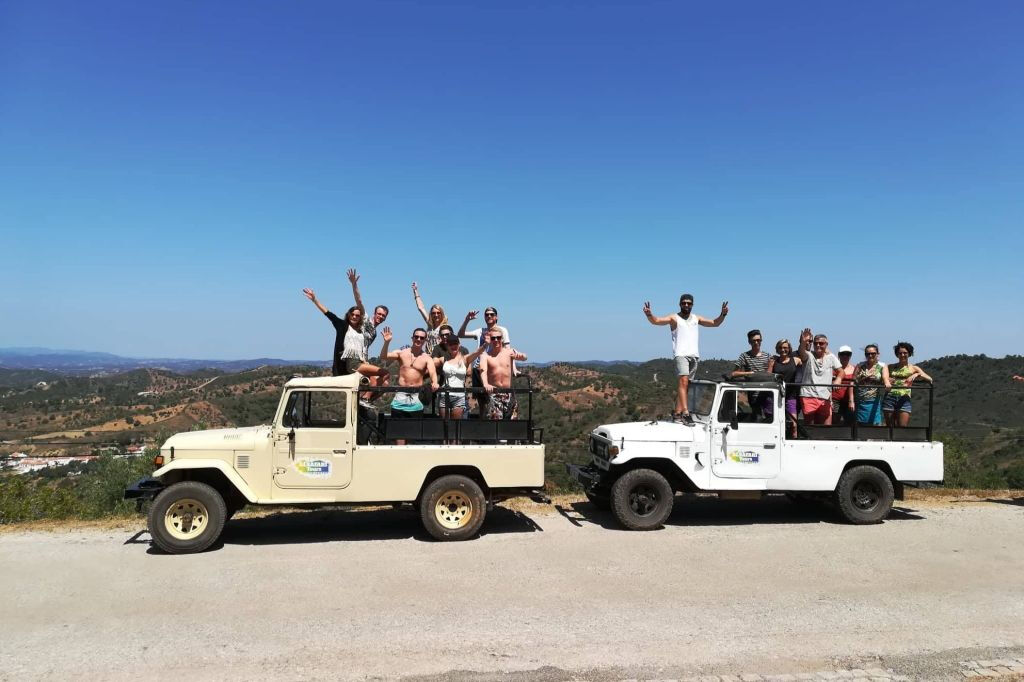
814, 342, 827, 346
489, 336, 503, 342
412, 336, 426, 341
866, 352, 878, 356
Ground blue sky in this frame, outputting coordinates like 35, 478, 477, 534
2, 1, 1022, 364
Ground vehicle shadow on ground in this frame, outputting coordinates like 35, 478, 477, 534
138, 505, 543, 554
560, 495, 924, 530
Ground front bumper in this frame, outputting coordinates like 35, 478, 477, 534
124, 477, 165, 510
565, 463, 602, 490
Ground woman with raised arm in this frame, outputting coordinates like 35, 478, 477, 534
303, 288, 391, 382
853, 344, 890, 426
432, 334, 488, 422
411, 281, 448, 353
884, 341, 932, 428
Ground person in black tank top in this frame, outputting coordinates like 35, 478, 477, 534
768, 339, 801, 438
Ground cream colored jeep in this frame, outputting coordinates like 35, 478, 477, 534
125, 374, 546, 553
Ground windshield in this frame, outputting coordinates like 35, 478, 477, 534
688, 382, 717, 416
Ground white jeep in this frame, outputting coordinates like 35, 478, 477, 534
126, 374, 546, 553
568, 378, 943, 528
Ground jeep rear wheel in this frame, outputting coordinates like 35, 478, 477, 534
420, 475, 487, 541
835, 465, 894, 524
148, 481, 227, 554
610, 468, 674, 530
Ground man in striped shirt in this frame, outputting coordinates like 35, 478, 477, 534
731, 329, 773, 421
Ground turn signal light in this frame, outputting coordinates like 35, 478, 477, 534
153, 455, 164, 466
608, 446, 619, 456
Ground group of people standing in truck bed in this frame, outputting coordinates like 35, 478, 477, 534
643, 293, 934, 437
303, 269, 527, 421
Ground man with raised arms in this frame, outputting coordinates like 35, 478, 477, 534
643, 293, 728, 425
479, 329, 528, 420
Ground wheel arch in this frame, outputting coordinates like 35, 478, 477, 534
608, 457, 697, 493
154, 460, 256, 504
841, 460, 904, 501
417, 465, 490, 503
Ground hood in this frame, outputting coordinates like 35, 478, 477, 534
163, 425, 269, 452
592, 419, 706, 443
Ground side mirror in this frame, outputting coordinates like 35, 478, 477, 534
730, 416, 739, 431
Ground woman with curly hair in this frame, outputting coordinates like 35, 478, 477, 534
884, 341, 932, 427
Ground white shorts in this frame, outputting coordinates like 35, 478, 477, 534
674, 356, 699, 377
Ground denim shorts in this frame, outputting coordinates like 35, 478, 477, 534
674, 356, 699, 377
882, 393, 912, 414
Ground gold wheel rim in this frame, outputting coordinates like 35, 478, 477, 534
164, 498, 209, 540
434, 490, 473, 530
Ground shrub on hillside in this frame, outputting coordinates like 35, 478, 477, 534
0, 452, 154, 524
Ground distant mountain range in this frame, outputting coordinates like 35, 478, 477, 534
0, 348, 328, 375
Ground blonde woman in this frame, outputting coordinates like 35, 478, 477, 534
411, 281, 448, 353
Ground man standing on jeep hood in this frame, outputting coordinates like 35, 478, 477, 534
643, 294, 728, 425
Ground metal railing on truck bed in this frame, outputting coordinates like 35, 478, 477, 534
356, 376, 542, 446
791, 381, 934, 442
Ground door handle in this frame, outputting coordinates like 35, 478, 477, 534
333, 449, 347, 455
763, 443, 776, 449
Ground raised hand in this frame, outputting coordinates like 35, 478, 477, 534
381, 327, 393, 343
720, 301, 729, 316
465, 309, 479, 321
302, 288, 316, 301
347, 268, 359, 285
411, 281, 419, 295
801, 327, 813, 342
643, 301, 652, 316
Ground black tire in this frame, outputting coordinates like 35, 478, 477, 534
835, 465, 894, 524
148, 481, 227, 554
420, 474, 488, 541
585, 490, 611, 511
610, 468, 674, 531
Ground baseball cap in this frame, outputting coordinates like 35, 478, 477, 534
838, 345, 853, 354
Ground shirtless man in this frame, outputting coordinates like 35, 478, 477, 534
381, 327, 440, 420
479, 330, 527, 420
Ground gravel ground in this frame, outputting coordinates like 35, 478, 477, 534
1, 495, 1022, 681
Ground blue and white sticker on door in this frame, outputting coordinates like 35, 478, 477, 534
295, 458, 332, 478
727, 450, 760, 464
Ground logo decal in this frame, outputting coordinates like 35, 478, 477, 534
295, 458, 332, 478
727, 450, 760, 464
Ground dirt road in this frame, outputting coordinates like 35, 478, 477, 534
2, 496, 1023, 681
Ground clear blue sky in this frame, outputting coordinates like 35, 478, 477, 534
2, 1, 1021, 364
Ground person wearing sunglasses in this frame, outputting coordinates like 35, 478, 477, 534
347, 268, 391, 401
411, 281, 448, 353
302, 288, 391, 384
432, 334, 488, 421
831, 345, 857, 427
479, 330, 528, 420
458, 307, 512, 416
797, 328, 843, 425
853, 344, 890, 426
643, 293, 729, 425
380, 328, 440, 437
768, 339, 802, 438
884, 341, 932, 428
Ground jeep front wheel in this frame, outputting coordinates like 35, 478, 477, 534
420, 474, 487, 541
148, 481, 227, 554
610, 468, 674, 530
835, 465, 894, 524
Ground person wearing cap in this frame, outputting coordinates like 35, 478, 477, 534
731, 329, 772, 420
458, 307, 512, 416
643, 293, 729, 425
831, 345, 857, 426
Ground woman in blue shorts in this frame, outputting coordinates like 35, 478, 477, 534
884, 341, 932, 427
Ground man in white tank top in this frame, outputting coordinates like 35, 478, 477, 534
643, 293, 729, 424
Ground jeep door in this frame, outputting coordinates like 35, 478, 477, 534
272, 388, 354, 490
711, 388, 781, 479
